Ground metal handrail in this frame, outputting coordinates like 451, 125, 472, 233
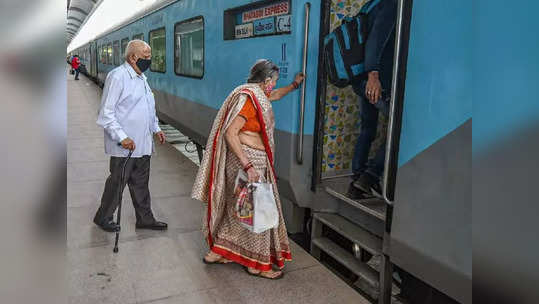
297, 2, 310, 164
383, 0, 405, 206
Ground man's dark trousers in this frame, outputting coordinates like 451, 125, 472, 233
74, 68, 80, 80
94, 155, 156, 225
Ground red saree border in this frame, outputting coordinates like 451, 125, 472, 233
239, 89, 276, 178
207, 104, 232, 248
211, 244, 292, 272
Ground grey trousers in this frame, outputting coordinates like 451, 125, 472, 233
94, 155, 155, 225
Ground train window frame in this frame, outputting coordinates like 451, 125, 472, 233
121, 38, 129, 61
113, 40, 120, 66
98, 45, 102, 64
107, 42, 113, 65
173, 16, 204, 79
149, 27, 166, 73
132, 33, 144, 41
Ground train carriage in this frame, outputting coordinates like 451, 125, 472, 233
70, 0, 471, 303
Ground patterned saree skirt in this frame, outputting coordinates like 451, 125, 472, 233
210, 144, 291, 271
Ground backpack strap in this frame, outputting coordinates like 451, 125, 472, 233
360, 0, 381, 14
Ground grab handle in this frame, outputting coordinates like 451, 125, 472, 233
382, 0, 405, 206
297, 2, 310, 164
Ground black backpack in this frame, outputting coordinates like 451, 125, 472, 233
323, 0, 380, 88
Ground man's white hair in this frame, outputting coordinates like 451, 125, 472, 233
125, 39, 151, 60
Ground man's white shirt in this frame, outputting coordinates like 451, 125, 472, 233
96, 62, 161, 158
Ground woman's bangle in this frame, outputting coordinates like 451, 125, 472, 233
243, 162, 253, 171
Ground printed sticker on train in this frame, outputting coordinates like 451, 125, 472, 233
235, 23, 253, 39
253, 17, 275, 36
276, 15, 291, 33
242, 1, 289, 23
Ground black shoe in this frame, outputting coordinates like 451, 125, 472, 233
135, 221, 168, 230
94, 219, 120, 232
370, 182, 383, 198
352, 173, 378, 195
347, 182, 373, 200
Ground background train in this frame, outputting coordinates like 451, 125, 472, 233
68, 0, 471, 303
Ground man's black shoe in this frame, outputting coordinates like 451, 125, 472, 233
352, 173, 378, 195
135, 221, 168, 230
94, 219, 120, 232
347, 182, 373, 200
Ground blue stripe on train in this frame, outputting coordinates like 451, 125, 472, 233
397, 0, 472, 167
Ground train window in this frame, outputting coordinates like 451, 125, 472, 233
132, 33, 143, 41
174, 16, 204, 78
223, 0, 291, 40
101, 45, 106, 64
107, 43, 112, 65
149, 27, 166, 73
113, 41, 120, 65
121, 38, 129, 60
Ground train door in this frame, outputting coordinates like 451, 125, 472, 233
312, 0, 393, 216
308, 1, 400, 302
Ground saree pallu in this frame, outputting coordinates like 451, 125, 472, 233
192, 84, 291, 271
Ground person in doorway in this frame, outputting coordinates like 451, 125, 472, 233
93, 40, 168, 232
192, 59, 304, 280
71, 55, 80, 80
349, 0, 397, 199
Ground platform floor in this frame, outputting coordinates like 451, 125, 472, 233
67, 70, 370, 304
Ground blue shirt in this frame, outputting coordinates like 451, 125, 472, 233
96, 62, 161, 158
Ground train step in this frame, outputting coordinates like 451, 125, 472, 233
313, 212, 382, 256
311, 237, 380, 288
322, 177, 386, 221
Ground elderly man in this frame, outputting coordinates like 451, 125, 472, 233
93, 40, 168, 232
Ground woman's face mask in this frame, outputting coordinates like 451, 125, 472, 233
264, 77, 278, 94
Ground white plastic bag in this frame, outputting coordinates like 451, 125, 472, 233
233, 170, 278, 234
250, 181, 279, 233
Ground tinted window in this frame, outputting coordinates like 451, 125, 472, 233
113, 41, 120, 65
149, 28, 166, 73
121, 38, 129, 60
101, 45, 107, 64
132, 33, 143, 41
107, 43, 112, 65
174, 17, 204, 78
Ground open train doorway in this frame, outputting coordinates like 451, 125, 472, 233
312, 0, 396, 217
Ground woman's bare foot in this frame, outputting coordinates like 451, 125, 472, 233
246, 267, 284, 279
203, 251, 230, 264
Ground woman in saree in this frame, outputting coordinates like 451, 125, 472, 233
191, 59, 305, 279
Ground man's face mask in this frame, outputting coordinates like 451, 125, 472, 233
134, 56, 151, 73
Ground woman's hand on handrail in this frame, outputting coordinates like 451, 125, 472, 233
269, 73, 305, 101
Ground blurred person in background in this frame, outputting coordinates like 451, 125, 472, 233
70, 54, 80, 80
93, 40, 168, 232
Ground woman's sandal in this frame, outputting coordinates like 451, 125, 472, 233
202, 252, 231, 264
244, 267, 284, 280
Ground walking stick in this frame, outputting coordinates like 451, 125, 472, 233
113, 148, 133, 253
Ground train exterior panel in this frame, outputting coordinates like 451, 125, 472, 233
386, 0, 472, 303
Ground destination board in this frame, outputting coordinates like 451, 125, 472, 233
242, 1, 289, 23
